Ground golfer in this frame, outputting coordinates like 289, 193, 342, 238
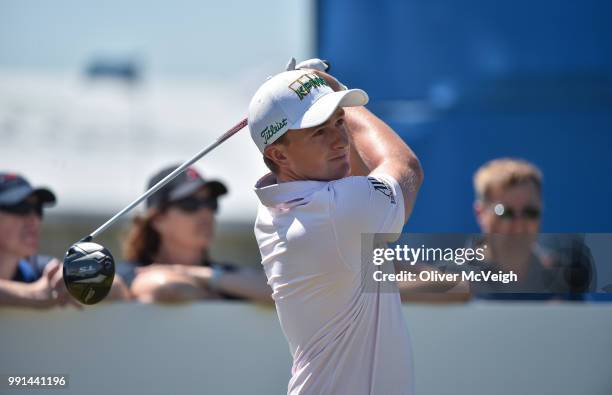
249, 60, 423, 394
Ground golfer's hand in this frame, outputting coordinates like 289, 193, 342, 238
285, 57, 347, 91
285, 57, 330, 72
285, 58, 348, 92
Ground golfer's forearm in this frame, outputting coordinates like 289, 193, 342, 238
346, 106, 423, 221
345, 106, 420, 175
349, 141, 370, 176
315, 69, 420, 176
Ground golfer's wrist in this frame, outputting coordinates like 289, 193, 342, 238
314, 70, 346, 92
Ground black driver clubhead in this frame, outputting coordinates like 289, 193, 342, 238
63, 241, 115, 305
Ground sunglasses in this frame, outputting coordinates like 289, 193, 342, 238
0, 201, 44, 218
493, 203, 541, 221
169, 196, 218, 213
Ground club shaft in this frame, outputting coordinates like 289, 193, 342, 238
85, 117, 248, 242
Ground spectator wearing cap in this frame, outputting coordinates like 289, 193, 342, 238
119, 165, 272, 303
0, 172, 129, 308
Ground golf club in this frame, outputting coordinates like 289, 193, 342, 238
63, 117, 248, 304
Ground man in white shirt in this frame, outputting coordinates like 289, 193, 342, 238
249, 59, 423, 395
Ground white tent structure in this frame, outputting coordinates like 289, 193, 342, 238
0, 70, 268, 223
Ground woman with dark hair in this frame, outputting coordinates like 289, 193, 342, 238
118, 165, 271, 303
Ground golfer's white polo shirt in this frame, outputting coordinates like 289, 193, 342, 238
254, 172, 413, 395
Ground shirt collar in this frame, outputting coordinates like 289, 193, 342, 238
254, 173, 328, 208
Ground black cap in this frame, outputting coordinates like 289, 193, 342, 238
0, 172, 56, 206
145, 165, 228, 209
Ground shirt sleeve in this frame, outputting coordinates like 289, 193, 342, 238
329, 173, 405, 236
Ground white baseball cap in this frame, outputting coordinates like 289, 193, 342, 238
248, 70, 369, 153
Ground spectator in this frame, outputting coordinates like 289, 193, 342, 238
120, 165, 272, 303
0, 172, 128, 308
398, 158, 594, 301
470, 158, 593, 297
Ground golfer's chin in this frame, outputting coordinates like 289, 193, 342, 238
325, 159, 351, 181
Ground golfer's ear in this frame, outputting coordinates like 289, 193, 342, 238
264, 145, 289, 168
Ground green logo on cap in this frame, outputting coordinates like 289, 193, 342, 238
289, 73, 329, 101
261, 118, 288, 145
